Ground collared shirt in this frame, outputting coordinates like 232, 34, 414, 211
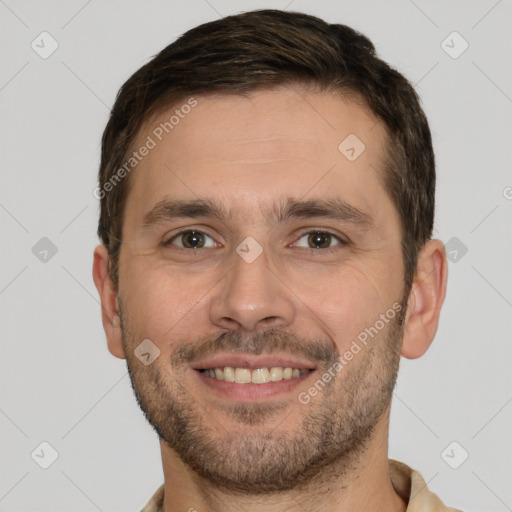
141, 459, 462, 512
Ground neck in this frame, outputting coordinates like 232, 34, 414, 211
158, 411, 407, 512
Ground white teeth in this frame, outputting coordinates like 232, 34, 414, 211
270, 367, 283, 381
235, 368, 251, 383
223, 366, 235, 382
201, 366, 310, 384
251, 368, 270, 384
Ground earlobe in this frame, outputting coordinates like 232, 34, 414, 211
400, 239, 448, 359
92, 245, 126, 360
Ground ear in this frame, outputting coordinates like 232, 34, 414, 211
401, 239, 448, 359
92, 245, 126, 359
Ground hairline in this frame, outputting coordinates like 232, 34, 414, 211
120, 81, 394, 223
108, 81, 411, 288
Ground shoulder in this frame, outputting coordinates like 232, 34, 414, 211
389, 459, 463, 512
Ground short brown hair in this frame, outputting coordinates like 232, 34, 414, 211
97, 9, 435, 290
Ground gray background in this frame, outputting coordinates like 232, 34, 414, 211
1, 0, 511, 511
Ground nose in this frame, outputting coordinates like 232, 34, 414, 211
209, 247, 296, 332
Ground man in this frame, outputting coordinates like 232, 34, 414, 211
93, 9, 459, 512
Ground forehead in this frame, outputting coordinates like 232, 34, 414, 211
124, 87, 392, 226
136, 86, 385, 161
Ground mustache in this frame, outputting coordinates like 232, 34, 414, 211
173, 328, 339, 367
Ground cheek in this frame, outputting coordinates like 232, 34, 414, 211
289, 258, 400, 347
119, 258, 216, 346
119, 237, 404, 354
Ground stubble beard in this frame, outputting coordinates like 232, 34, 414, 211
119, 302, 406, 495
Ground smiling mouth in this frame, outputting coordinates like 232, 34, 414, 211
198, 366, 313, 384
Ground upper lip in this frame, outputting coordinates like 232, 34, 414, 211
190, 353, 317, 371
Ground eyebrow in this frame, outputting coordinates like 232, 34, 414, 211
142, 197, 374, 231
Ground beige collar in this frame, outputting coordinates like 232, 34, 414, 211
141, 459, 461, 512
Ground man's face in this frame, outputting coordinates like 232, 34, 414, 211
115, 87, 407, 493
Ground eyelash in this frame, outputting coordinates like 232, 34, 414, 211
163, 229, 347, 253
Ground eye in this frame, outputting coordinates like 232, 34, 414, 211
165, 230, 217, 249
293, 231, 344, 250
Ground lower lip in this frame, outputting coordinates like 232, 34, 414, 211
194, 370, 315, 401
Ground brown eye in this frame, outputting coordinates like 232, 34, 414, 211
167, 230, 215, 249
307, 231, 333, 249
292, 230, 345, 252
182, 231, 205, 248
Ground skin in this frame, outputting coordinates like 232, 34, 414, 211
93, 86, 447, 512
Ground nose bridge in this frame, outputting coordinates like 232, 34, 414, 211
209, 243, 295, 331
